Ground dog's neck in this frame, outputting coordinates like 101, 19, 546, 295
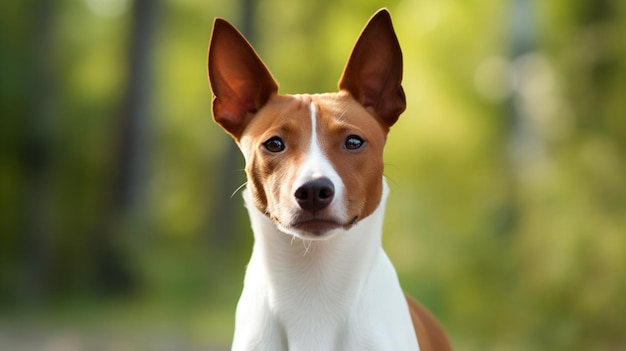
240, 180, 391, 349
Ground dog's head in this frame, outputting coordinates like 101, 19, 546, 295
207, 9, 405, 239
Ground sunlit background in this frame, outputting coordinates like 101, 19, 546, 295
1, 0, 625, 350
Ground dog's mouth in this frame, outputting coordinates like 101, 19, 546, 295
288, 215, 359, 237
293, 219, 341, 236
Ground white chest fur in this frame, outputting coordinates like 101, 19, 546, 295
231, 181, 420, 351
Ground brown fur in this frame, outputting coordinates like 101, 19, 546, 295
405, 293, 453, 351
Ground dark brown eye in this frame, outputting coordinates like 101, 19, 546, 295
263, 137, 285, 153
345, 135, 365, 150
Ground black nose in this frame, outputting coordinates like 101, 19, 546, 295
294, 177, 335, 212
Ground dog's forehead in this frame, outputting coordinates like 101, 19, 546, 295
294, 92, 385, 132
240, 91, 386, 148
241, 93, 334, 134
308, 93, 389, 137
269, 92, 350, 118
303, 92, 362, 113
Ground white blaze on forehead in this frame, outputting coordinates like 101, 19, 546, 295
292, 102, 345, 210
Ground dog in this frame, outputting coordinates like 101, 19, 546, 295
207, 8, 452, 351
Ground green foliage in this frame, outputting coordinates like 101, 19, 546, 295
1, 0, 625, 349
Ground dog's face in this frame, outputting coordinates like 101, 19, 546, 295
208, 9, 405, 239
238, 92, 388, 238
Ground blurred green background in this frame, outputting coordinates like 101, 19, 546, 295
1, 0, 625, 350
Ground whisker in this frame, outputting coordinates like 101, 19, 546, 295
302, 239, 313, 256
231, 181, 248, 198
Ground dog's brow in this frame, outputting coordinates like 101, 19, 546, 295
335, 111, 349, 125
276, 110, 290, 125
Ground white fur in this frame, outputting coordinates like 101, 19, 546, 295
232, 180, 421, 351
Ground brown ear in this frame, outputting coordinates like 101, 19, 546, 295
207, 18, 278, 139
338, 9, 405, 128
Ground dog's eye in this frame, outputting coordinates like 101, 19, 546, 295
345, 135, 365, 150
263, 137, 285, 153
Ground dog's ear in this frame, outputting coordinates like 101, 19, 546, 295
208, 18, 278, 140
338, 9, 405, 128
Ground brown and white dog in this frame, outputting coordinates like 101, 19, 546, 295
207, 9, 452, 351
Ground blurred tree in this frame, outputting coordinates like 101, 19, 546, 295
573, 0, 617, 132
499, 0, 539, 236
93, 0, 161, 294
19, 0, 57, 303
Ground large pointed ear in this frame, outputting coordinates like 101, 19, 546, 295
338, 9, 405, 128
207, 18, 278, 140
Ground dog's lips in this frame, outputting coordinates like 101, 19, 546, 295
290, 215, 359, 236
293, 219, 342, 236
